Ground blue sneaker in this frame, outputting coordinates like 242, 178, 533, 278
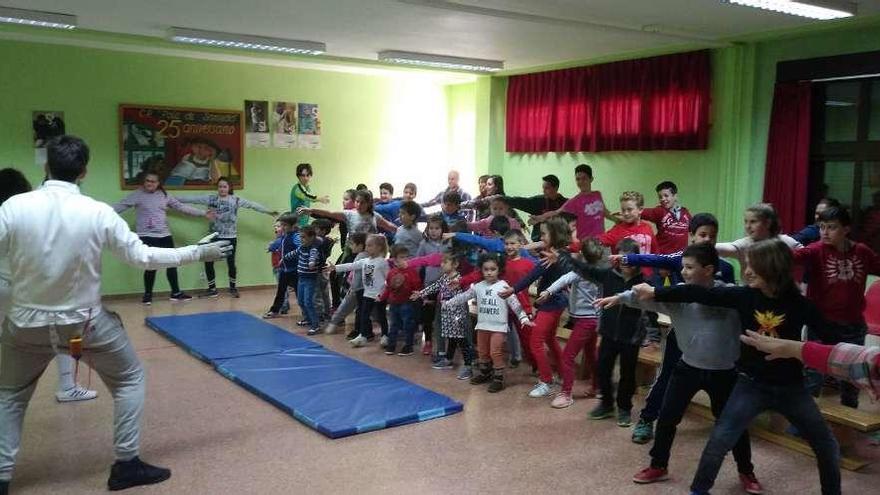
432, 358, 453, 370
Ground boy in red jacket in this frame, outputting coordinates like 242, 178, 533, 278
381, 244, 423, 356
794, 206, 880, 408
599, 191, 657, 276
641, 181, 691, 254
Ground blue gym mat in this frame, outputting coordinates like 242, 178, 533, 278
145, 311, 463, 438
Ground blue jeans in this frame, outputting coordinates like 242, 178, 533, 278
296, 274, 318, 330
650, 362, 752, 473
691, 375, 840, 495
388, 302, 417, 348
640, 329, 682, 422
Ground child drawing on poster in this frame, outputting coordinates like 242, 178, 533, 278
297, 103, 321, 149
273, 102, 297, 149
167, 137, 226, 185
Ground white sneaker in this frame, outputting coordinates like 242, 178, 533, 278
551, 393, 574, 409
323, 323, 338, 335
56, 385, 98, 403
379, 335, 389, 347
350, 335, 368, 348
528, 381, 553, 398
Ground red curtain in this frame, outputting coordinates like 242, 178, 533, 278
506, 50, 711, 153
763, 82, 812, 233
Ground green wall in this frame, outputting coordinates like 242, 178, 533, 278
489, 22, 880, 244
0, 34, 471, 295
4, 20, 880, 295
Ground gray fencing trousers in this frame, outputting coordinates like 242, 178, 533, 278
0, 308, 145, 481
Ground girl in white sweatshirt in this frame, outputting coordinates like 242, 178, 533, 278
444, 253, 532, 392
330, 234, 389, 348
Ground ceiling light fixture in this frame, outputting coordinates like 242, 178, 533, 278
378, 50, 503, 72
167, 28, 325, 55
0, 6, 76, 30
722, 1, 856, 20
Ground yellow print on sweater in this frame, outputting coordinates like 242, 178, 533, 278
754, 310, 785, 338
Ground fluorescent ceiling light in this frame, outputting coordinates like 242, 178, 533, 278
722, 0, 856, 20
0, 6, 76, 30
167, 28, 325, 55
378, 50, 503, 72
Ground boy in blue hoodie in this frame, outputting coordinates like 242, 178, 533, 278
265, 212, 301, 319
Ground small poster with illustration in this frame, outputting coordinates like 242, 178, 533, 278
297, 102, 321, 149
272, 101, 297, 149
245, 100, 270, 148
119, 104, 244, 189
33, 111, 65, 148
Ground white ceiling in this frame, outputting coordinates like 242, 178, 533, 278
5, 0, 880, 72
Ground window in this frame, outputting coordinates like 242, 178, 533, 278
808, 77, 880, 251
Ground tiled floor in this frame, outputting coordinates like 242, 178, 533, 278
7, 288, 880, 494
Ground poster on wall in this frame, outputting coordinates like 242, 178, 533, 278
33, 111, 66, 165
33, 111, 66, 147
272, 101, 297, 149
297, 103, 321, 149
245, 100, 270, 148
119, 104, 244, 189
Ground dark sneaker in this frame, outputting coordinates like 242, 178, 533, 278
633, 466, 669, 484
617, 409, 633, 427
632, 418, 655, 444
142, 293, 152, 306
229, 288, 240, 298
588, 403, 615, 420
431, 358, 454, 370
509, 358, 520, 368
397, 345, 414, 356
307, 327, 321, 336
199, 288, 219, 299
107, 456, 171, 491
384, 344, 397, 355
169, 292, 192, 302
263, 311, 280, 319
470, 368, 493, 385
345, 330, 360, 340
488, 375, 505, 393
280, 306, 290, 315
296, 320, 309, 327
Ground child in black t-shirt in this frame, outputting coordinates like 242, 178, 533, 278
636, 238, 839, 495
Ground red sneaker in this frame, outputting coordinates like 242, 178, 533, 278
739, 472, 764, 494
422, 342, 432, 356
632, 466, 669, 484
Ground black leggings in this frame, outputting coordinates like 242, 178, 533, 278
141, 236, 181, 295
270, 271, 296, 313
446, 337, 473, 365
331, 248, 354, 307
357, 297, 388, 339
421, 302, 436, 342
206, 237, 238, 289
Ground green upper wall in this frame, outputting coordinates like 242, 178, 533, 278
3, 19, 880, 295
0, 34, 473, 295
487, 22, 880, 244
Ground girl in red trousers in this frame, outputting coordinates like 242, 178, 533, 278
501, 217, 573, 398
536, 237, 604, 407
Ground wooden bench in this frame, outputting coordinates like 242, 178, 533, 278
636, 320, 880, 471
